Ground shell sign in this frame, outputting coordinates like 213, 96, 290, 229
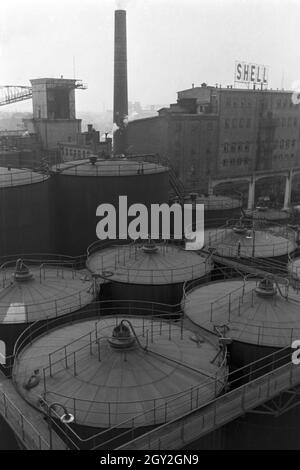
235, 61, 269, 86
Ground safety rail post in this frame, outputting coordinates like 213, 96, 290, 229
97, 340, 101, 362
49, 354, 53, 377
89, 332, 93, 355
73, 352, 77, 376
65, 346, 68, 368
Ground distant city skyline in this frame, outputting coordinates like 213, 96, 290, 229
1, 0, 300, 113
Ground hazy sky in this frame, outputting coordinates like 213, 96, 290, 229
1, 0, 300, 113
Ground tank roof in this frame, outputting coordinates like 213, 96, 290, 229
0, 260, 95, 324
53, 158, 168, 177
183, 278, 300, 348
14, 316, 227, 428
207, 227, 296, 258
0, 167, 48, 188
87, 241, 212, 285
250, 208, 290, 221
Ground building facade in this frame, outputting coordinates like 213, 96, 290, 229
127, 84, 300, 192
58, 124, 112, 162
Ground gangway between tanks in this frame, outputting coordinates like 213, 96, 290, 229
116, 347, 300, 450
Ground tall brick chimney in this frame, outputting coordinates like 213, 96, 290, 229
113, 9, 128, 156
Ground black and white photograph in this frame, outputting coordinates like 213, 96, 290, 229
1, 0, 300, 456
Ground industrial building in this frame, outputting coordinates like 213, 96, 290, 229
127, 84, 300, 193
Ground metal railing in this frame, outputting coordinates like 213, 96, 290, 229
86, 239, 212, 284
0, 168, 49, 187
0, 258, 96, 323
0, 390, 50, 450
183, 275, 300, 346
116, 347, 297, 450
52, 158, 166, 177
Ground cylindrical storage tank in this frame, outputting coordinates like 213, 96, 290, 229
182, 194, 242, 228
52, 158, 169, 256
13, 314, 228, 449
0, 257, 97, 365
0, 167, 53, 256
247, 208, 290, 224
183, 276, 300, 367
182, 277, 300, 450
86, 240, 213, 307
206, 220, 296, 260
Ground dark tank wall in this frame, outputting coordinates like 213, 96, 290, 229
0, 179, 54, 257
100, 280, 184, 310
53, 171, 169, 256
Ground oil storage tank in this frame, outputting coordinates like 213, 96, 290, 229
183, 275, 300, 450
52, 157, 169, 256
182, 193, 242, 228
0, 257, 97, 365
0, 167, 53, 257
86, 239, 213, 306
206, 218, 296, 260
182, 276, 300, 366
13, 313, 228, 449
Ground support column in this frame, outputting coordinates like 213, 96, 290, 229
247, 177, 255, 210
208, 178, 214, 196
283, 170, 293, 210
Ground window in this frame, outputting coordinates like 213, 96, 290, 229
223, 143, 229, 153
231, 143, 236, 152
277, 99, 281, 108
288, 117, 292, 127
65, 148, 69, 156
232, 118, 237, 128
286, 140, 290, 149
224, 119, 230, 129
246, 118, 251, 128
237, 142, 243, 152
294, 117, 298, 127
244, 142, 250, 152
280, 140, 284, 149
226, 97, 231, 107
292, 140, 296, 147
291, 153, 295, 159
239, 118, 244, 128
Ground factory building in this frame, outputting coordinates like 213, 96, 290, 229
24, 78, 84, 150
127, 84, 300, 192
58, 124, 112, 162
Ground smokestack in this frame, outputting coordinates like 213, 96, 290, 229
113, 9, 128, 156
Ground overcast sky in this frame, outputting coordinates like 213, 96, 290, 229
1, 0, 300, 113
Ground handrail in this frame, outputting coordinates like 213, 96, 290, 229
11, 336, 293, 449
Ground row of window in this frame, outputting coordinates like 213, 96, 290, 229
223, 116, 298, 129
276, 116, 298, 128
224, 118, 252, 129
63, 147, 91, 158
272, 139, 296, 149
225, 96, 298, 109
222, 157, 251, 167
273, 153, 296, 161
223, 142, 250, 153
